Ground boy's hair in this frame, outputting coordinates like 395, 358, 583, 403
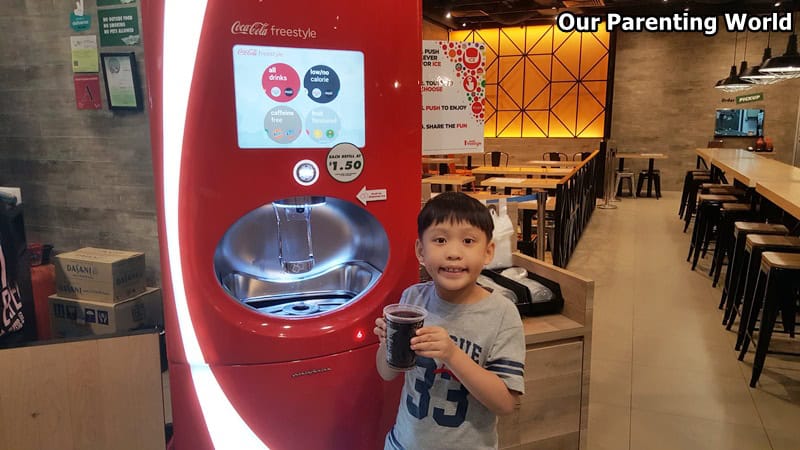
418, 192, 494, 242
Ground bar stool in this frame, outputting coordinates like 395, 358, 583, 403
614, 170, 636, 198
679, 170, 710, 219
737, 251, 800, 387
706, 187, 747, 197
683, 182, 728, 233
730, 235, 800, 343
636, 169, 661, 198
709, 203, 754, 286
687, 194, 738, 270
719, 222, 788, 322
700, 183, 745, 196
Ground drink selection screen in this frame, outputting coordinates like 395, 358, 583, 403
232, 45, 365, 149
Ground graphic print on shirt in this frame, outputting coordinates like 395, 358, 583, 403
405, 334, 482, 428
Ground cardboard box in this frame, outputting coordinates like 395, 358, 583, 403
55, 247, 146, 302
49, 287, 162, 338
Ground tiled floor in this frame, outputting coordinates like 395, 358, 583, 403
566, 191, 800, 450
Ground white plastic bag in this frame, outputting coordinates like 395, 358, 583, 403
486, 199, 514, 269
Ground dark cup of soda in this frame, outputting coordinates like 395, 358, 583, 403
384, 304, 427, 371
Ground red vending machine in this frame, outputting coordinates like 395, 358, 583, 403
141, 1, 421, 448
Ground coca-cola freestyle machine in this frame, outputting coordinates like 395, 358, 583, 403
141, 1, 420, 448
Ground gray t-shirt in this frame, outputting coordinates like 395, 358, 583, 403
385, 282, 526, 450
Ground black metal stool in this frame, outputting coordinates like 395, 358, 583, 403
737, 251, 800, 387
636, 169, 661, 198
708, 203, 754, 287
731, 235, 800, 344
687, 194, 738, 270
679, 170, 710, 219
719, 222, 788, 322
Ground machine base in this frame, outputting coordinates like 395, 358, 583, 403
169, 344, 402, 449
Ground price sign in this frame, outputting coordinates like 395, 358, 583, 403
326, 143, 364, 183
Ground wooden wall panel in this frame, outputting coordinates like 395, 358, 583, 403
0, 332, 165, 450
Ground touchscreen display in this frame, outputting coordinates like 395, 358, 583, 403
232, 45, 365, 149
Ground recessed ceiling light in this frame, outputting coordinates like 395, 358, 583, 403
684, 6, 690, 11
774, 2, 781, 7
462, 22, 467, 27
445, 11, 451, 18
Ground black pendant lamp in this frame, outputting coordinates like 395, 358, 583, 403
740, 32, 782, 85
715, 32, 753, 92
759, 10, 800, 79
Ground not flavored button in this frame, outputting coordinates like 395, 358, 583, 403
306, 107, 341, 144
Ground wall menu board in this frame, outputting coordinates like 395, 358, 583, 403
422, 40, 485, 155
232, 45, 365, 149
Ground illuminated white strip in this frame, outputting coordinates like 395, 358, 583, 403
162, 1, 267, 448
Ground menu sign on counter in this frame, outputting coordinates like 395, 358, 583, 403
422, 40, 485, 155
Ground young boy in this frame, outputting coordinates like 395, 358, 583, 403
374, 191, 526, 450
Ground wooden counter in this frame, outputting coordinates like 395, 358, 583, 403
712, 156, 800, 187
472, 165, 574, 177
498, 253, 594, 450
0, 331, 165, 450
695, 147, 758, 165
480, 176, 562, 190
756, 181, 800, 219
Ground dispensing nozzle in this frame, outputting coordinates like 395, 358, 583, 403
273, 196, 326, 274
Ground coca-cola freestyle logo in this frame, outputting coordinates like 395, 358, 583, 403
231, 21, 269, 36
231, 21, 317, 40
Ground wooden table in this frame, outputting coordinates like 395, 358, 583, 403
480, 177, 561, 193
420, 175, 475, 200
421, 156, 456, 175
755, 181, 800, 219
480, 177, 561, 260
712, 156, 800, 188
616, 152, 668, 198
471, 165, 574, 177
695, 148, 758, 168
522, 159, 580, 167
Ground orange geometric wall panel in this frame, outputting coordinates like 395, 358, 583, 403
451, 25, 609, 138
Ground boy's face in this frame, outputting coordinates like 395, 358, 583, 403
415, 219, 495, 302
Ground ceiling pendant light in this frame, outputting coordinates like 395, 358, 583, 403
715, 32, 753, 93
740, 32, 783, 85
759, 11, 800, 79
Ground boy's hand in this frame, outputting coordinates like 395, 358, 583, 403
373, 317, 387, 346
411, 326, 456, 362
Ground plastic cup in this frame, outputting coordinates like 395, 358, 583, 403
383, 304, 427, 371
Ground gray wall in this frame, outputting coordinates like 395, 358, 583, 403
0, 1, 160, 284
611, 29, 800, 189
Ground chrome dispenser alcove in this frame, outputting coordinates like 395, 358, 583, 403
214, 196, 389, 318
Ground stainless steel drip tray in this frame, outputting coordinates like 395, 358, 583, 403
219, 261, 381, 316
